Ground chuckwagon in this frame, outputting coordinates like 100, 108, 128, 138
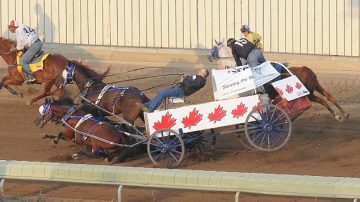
143, 61, 312, 167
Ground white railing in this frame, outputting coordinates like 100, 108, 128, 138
0, 160, 359, 202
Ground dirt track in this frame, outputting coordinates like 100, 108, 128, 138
0, 58, 359, 202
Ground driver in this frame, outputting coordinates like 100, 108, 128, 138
227, 38, 266, 68
8, 20, 42, 83
138, 68, 209, 112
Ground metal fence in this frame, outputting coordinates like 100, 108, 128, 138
0, 0, 359, 56
0, 160, 359, 201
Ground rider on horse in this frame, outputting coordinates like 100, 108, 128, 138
240, 24, 263, 51
227, 38, 266, 68
8, 20, 43, 83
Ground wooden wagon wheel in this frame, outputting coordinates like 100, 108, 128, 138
147, 129, 185, 167
244, 104, 292, 151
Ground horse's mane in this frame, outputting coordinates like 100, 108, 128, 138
0, 37, 16, 47
52, 97, 74, 106
71, 60, 110, 82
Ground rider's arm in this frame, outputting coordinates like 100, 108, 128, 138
15, 28, 27, 50
232, 48, 242, 66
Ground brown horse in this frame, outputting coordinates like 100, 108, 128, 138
0, 37, 68, 105
56, 61, 148, 125
210, 40, 349, 122
34, 98, 129, 161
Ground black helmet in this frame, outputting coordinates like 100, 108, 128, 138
227, 38, 236, 46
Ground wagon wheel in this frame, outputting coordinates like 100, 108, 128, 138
147, 129, 185, 167
244, 104, 292, 151
235, 124, 254, 150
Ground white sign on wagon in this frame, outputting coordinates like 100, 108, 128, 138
212, 61, 280, 100
144, 95, 261, 135
271, 75, 310, 101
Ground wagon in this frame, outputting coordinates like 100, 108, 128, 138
143, 61, 312, 167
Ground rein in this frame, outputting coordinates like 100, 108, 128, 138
106, 73, 183, 85
87, 66, 185, 80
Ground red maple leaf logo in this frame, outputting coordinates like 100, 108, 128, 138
153, 112, 177, 131
285, 84, 293, 94
208, 105, 226, 123
275, 87, 284, 97
295, 82, 302, 89
182, 108, 203, 128
232, 103, 248, 118
252, 101, 262, 111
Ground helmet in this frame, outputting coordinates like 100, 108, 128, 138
241, 24, 250, 32
227, 38, 236, 46
8, 20, 18, 28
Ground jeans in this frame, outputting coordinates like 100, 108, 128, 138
246, 49, 266, 67
20, 39, 43, 76
145, 85, 185, 111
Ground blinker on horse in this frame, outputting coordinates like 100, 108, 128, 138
56, 60, 149, 125
0, 37, 68, 105
34, 98, 128, 161
209, 39, 349, 122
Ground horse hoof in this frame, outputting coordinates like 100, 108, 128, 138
26, 100, 33, 105
72, 153, 80, 160
343, 113, 350, 119
335, 115, 344, 123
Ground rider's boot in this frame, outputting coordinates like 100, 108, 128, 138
24, 72, 36, 84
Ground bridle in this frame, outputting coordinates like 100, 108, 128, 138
0, 45, 18, 67
60, 63, 76, 87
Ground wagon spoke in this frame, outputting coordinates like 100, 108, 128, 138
269, 130, 285, 141
269, 108, 277, 121
150, 149, 161, 153
272, 114, 286, 124
170, 144, 182, 148
169, 152, 180, 162
273, 121, 289, 127
250, 115, 262, 123
153, 152, 164, 161
170, 149, 183, 154
259, 132, 267, 148
251, 130, 266, 142
273, 128, 289, 132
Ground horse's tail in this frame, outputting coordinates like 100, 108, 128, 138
100, 66, 111, 78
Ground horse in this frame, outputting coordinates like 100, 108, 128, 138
209, 39, 349, 122
56, 61, 149, 125
34, 97, 130, 162
0, 37, 68, 105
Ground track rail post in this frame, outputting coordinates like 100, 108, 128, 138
235, 191, 240, 202
118, 184, 123, 202
0, 178, 5, 196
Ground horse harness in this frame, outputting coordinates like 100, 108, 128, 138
80, 81, 129, 114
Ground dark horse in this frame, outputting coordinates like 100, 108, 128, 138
34, 98, 129, 161
210, 40, 349, 122
0, 37, 68, 105
56, 61, 148, 125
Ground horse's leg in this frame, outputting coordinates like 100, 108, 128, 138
28, 81, 54, 105
2, 76, 23, 97
42, 132, 65, 144
315, 84, 349, 119
308, 94, 343, 122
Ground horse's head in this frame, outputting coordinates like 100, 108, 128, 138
207, 38, 237, 68
56, 63, 77, 88
34, 98, 74, 127
0, 37, 17, 64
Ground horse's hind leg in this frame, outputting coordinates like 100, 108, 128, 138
2, 76, 23, 97
28, 81, 53, 105
308, 94, 343, 122
315, 82, 349, 119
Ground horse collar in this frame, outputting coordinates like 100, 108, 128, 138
63, 63, 76, 84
